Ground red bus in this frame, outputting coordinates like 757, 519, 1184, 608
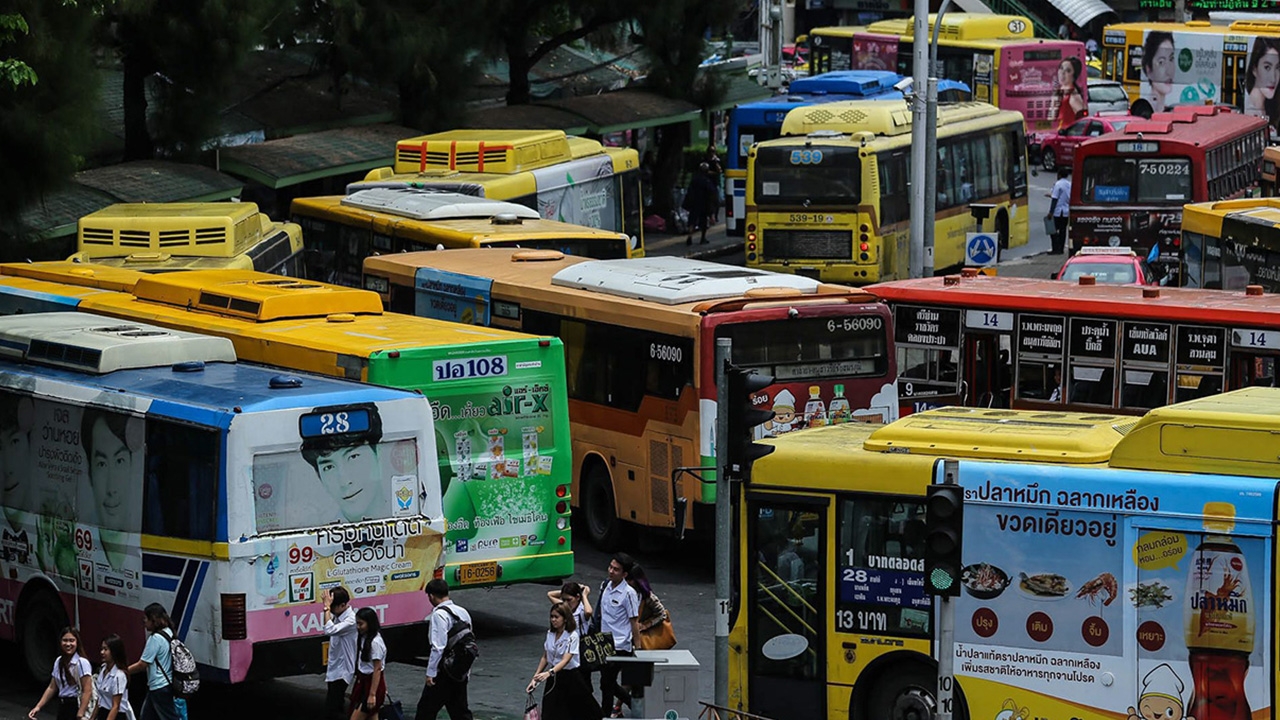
1070, 105, 1266, 275
867, 270, 1280, 416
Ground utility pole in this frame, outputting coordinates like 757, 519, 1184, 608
924, 0, 954, 278
714, 338, 731, 710
908, 0, 928, 278
759, 0, 784, 89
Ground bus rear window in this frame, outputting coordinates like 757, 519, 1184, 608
1081, 156, 1191, 203
721, 315, 888, 379
488, 238, 629, 260
753, 145, 861, 206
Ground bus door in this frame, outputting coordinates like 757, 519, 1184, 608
1229, 327, 1280, 388
961, 308, 1014, 408
745, 494, 827, 719
894, 305, 964, 415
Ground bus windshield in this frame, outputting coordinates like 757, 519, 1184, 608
721, 316, 889, 381
1082, 156, 1192, 203
753, 145, 861, 206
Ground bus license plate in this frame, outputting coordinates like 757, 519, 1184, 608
459, 561, 498, 585
321, 640, 330, 666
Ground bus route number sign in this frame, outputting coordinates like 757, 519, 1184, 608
1117, 141, 1158, 154
1233, 328, 1280, 349
789, 149, 825, 165
299, 409, 372, 438
433, 355, 509, 381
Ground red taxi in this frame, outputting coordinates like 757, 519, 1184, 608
1053, 247, 1159, 285
1040, 113, 1141, 171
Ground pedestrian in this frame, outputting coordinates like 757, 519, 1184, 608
321, 586, 358, 720
704, 146, 723, 223
418, 579, 473, 720
1048, 166, 1072, 254
629, 564, 676, 650
349, 607, 387, 720
526, 603, 603, 720
28, 626, 92, 720
94, 634, 135, 720
598, 553, 641, 718
683, 163, 717, 246
126, 604, 180, 720
547, 581, 593, 638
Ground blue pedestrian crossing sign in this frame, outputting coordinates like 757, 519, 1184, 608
965, 232, 998, 267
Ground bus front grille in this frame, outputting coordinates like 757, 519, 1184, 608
762, 229, 852, 260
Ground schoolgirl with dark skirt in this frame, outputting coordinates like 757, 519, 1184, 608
527, 602, 602, 720
28, 626, 92, 720
349, 607, 388, 720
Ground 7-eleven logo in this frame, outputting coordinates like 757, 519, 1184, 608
289, 572, 314, 603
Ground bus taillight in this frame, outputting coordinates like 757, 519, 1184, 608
556, 501, 569, 514
556, 484, 568, 498
221, 594, 247, 640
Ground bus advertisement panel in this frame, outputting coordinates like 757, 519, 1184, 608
1136, 30, 1222, 114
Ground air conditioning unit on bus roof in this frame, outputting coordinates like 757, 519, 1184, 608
0, 312, 236, 375
341, 188, 541, 223
551, 257, 824, 305
78, 202, 268, 260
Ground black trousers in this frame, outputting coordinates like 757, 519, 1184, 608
325, 678, 348, 720
599, 649, 634, 710
1052, 215, 1068, 254
416, 674, 473, 720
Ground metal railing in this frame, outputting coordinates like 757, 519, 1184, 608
698, 702, 779, 720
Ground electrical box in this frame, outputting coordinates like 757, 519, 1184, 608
624, 650, 701, 720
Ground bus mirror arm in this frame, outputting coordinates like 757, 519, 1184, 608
671, 465, 718, 541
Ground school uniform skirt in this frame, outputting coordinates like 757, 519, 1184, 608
349, 671, 387, 715
541, 666, 602, 720
57, 697, 80, 720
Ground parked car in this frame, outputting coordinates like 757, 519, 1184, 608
1040, 113, 1141, 170
1053, 247, 1159, 285
1086, 79, 1129, 115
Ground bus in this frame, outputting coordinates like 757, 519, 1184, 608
353, 129, 644, 246
745, 100, 1028, 283
1180, 197, 1280, 291
1071, 104, 1267, 273
70, 202, 306, 276
0, 312, 444, 684
732, 389, 1280, 720
807, 15, 1088, 134
291, 188, 639, 287
866, 271, 1280, 417
724, 70, 970, 237
0, 263, 574, 590
361, 248, 900, 549
1261, 144, 1280, 195
1100, 20, 1280, 129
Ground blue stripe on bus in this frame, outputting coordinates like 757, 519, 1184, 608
142, 574, 179, 592
143, 553, 186, 576
172, 559, 197, 629
179, 562, 210, 642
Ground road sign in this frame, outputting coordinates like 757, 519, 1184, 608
965, 232, 998, 267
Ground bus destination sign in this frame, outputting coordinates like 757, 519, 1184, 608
894, 305, 961, 348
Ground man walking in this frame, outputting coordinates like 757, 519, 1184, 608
321, 586, 357, 720
1048, 166, 1072, 254
683, 163, 717, 246
418, 579, 474, 720
599, 553, 642, 718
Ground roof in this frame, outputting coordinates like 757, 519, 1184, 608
216, 124, 419, 189
463, 88, 700, 135
1045, 0, 1118, 30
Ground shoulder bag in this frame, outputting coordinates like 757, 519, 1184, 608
637, 593, 677, 650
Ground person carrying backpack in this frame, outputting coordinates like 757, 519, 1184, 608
417, 579, 474, 720
126, 604, 180, 720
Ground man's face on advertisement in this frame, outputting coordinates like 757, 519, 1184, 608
89, 417, 137, 532
315, 443, 381, 521
0, 425, 28, 510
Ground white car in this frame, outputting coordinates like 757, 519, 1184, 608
1087, 79, 1129, 115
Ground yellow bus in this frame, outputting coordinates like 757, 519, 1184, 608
0, 263, 578, 589
745, 100, 1028, 283
733, 389, 1280, 720
1180, 196, 1280, 291
362, 248, 901, 549
290, 188, 640, 287
1100, 20, 1280, 127
70, 202, 306, 276
808, 15, 1086, 134
1261, 144, 1280, 195
355, 129, 644, 246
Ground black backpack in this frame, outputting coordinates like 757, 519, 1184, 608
158, 629, 201, 698
439, 605, 478, 681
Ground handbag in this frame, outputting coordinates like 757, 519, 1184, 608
638, 616, 677, 650
379, 694, 405, 720
1042, 214, 1057, 236
579, 631, 616, 672
524, 691, 542, 720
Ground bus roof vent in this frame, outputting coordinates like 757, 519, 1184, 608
790, 70, 897, 97
132, 271, 384, 322
78, 202, 263, 260
782, 100, 996, 137
341, 188, 540, 222
392, 129, 585, 175
550, 257, 823, 305
511, 249, 565, 262
864, 407, 1127, 463
0, 312, 236, 374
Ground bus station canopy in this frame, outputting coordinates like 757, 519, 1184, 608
1048, 0, 1118, 29
216, 124, 417, 190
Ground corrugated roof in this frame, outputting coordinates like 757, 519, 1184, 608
74, 161, 243, 204
215, 124, 417, 189
1049, 0, 1117, 28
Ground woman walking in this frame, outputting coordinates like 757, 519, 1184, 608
94, 635, 135, 720
349, 607, 387, 720
127, 604, 180, 720
527, 603, 602, 720
547, 581, 592, 638
28, 627, 92, 720
629, 565, 676, 650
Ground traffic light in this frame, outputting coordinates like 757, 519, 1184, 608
724, 362, 775, 481
924, 483, 964, 597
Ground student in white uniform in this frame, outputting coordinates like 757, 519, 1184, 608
94, 634, 135, 720
527, 603, 602, 720
320, 586, 358, 720
28, 626, 92, 720
350, 607, 387, 720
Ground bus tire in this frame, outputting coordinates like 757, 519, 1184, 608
996, 211, 1009, 251
18, 585, 67, 684
582, 463, 623, 551
1131, 100, 1153, 119
864, 661, 968, 720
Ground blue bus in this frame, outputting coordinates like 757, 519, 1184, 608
0, 312, 445, 683
724, 70, 971, 236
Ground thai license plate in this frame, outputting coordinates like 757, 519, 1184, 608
459, 561, 498, 585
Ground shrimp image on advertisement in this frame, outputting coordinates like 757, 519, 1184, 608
1077, 572, 1118, 606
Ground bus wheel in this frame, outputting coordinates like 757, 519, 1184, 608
1131, 100, 1153, 119
582, 464, 622, 551
867, 663, 942, 720
18, 587, 67, 684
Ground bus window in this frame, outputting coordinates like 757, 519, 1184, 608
837, 497, 929, 636
898, 346, 959, 398
144, 418, 219, 540
1017, 361, 1061, 402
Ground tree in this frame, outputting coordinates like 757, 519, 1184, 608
1, 13, 37, 90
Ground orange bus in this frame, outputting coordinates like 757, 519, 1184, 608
867, 271, 1280, 416
1263, 145, 1280, 196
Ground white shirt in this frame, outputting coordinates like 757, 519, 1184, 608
427, 599, 473, 680
52, 654, 90, 698
599, 580, 640, 652
544, 629, 580, 671
572, 603, 589, 639
94, 666, 136, 720
324, 606, 358, 683
355, 633, 386, 676
1051, 177, 1072, 217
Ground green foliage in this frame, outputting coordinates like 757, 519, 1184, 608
1, 13, 36, 89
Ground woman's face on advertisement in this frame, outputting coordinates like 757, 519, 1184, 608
1255, 48, 1280, 100
1057, 60, 1076, 88
1149, 40, 1175, 86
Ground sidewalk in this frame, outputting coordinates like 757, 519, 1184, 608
644, 221, 744, 261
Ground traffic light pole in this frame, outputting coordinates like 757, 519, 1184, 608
937, 458, 959, 720
714, 337, 731, 710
